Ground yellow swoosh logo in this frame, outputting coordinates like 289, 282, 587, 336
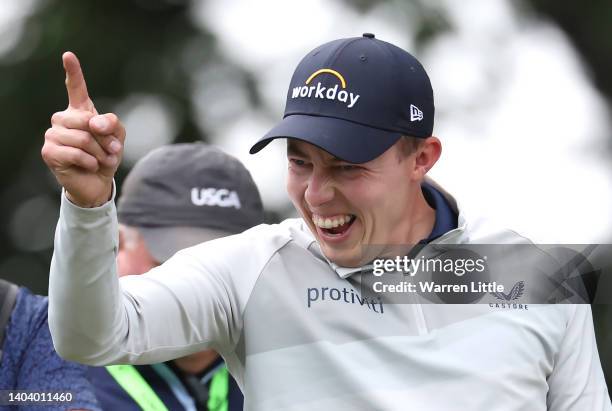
305, 69, 347, 89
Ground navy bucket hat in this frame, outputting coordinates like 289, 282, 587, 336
250, 33, 435, 163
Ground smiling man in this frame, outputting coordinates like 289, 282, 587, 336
283, 138, 439, 267
42, 34, 610, 410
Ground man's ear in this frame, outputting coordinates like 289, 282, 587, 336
413, 136, 441, 179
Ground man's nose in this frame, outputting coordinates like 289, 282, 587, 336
304, 170, 334, 208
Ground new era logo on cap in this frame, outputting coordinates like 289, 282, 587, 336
410, 104, 423, 122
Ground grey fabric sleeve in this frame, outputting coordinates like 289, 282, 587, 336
48, 188, 123, 364
47, 188, 236, 366
48, 188, 278, 367
546, 304, 612, 410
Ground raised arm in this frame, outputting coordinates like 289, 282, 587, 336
42, 53, 236, 366
42, 52, 128, 363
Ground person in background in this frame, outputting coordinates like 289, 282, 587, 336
87, 143, 263, 411
0, 278, 100, 411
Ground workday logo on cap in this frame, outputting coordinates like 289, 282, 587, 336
251, 34, 436, 164
291, 68, 361, 109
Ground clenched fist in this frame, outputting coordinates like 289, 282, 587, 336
41, 52, 126, 207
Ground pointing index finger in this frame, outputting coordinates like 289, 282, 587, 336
62, 51, 94, 111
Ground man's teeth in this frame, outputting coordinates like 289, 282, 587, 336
313, 215, 352, 229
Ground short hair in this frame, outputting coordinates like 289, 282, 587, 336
397, 135, 424, 159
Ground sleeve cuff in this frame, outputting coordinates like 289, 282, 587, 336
60, 180, 117, 223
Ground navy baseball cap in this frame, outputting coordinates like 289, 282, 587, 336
250, 33, 434, 163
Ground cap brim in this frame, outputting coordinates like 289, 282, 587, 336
250, 114, 402, 164
139, 226, 233, 263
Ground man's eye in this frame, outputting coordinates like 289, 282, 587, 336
290, 159, 307, 166
339, 165, 358, 171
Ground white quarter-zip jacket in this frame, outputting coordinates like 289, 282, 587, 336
48, 183, 611, 411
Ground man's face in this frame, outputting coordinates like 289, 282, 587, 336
286, 139, 421, 267
117, 225, 159, 277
